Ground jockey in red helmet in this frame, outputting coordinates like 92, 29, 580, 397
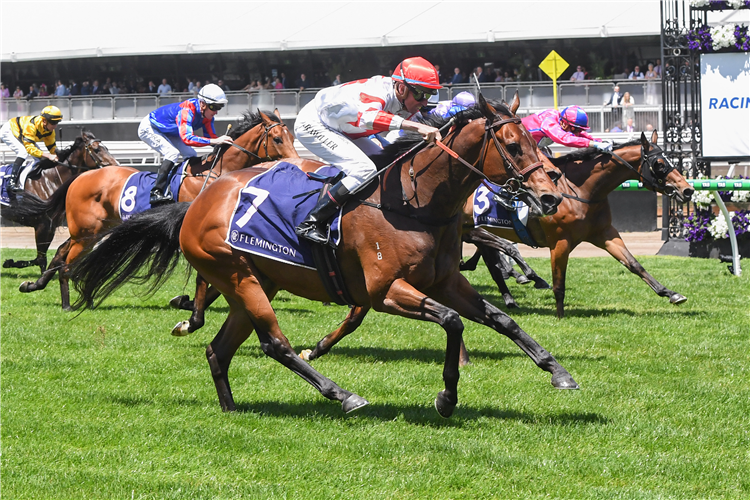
521, 105, 611, 153
294, 56, 443, 244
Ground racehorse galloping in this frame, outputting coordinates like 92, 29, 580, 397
1, 130, 115, 273
18, 110, 296, 310
69, 95, 577, 417
463, 131, 694, 318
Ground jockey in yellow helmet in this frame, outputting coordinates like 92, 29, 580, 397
1, 105, 63, 192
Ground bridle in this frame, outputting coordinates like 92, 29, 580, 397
433, 115, 545, 197
226, 121, 287, 162
80, 134, 113, 169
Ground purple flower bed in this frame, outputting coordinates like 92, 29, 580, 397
687, 23, 750, 52
685, 209, 750, 242
735, 24, 750, 51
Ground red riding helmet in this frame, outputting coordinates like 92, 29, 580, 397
391, 57, 442, 93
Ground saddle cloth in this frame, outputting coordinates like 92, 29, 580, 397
118, 161, 188, 221
225, 161, 343, 270
472, 181, 538, 247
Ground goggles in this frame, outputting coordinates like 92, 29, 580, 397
206, 103, 224, 112
405, 83, 436, 102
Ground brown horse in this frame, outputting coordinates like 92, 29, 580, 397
1, 130, 116, 273
17, 110, 297, 310
68, 95, 577, 417
462, 131, 695, 318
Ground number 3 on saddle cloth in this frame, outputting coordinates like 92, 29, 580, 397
473, 182, 539, 248
118, 162, 189, 220
225, 161, 343, 269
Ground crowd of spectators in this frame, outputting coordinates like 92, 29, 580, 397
0, 58, 666, 103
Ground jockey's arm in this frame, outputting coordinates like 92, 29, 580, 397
401, 120, 441, 143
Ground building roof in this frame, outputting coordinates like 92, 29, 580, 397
2, 1, 664, 63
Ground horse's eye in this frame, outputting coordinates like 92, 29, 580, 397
273, 136, 283, 145
506, 143, 521, 156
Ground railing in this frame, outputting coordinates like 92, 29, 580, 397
0, 79, 666, 132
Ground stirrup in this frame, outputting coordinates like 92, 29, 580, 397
295, 222, 330, 245
149, 191, 174, 206
7, 181, 23, 194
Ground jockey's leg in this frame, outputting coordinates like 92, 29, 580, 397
7, 156, 26, 192
293, 107, 376, 244
1, 122, 30, 193
138, 116, 184, 205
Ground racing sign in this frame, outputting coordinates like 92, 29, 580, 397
700, 52, 750, 159
539, 51, 569, 110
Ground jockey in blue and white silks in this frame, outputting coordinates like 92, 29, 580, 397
138, 83, 234, 205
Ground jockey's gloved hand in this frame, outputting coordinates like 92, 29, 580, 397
592, 141, 613, 152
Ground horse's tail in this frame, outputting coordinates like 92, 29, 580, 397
5, 176, 74, 227
70, 202, 191, 310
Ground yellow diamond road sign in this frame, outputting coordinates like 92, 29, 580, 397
539, 50, 569, 80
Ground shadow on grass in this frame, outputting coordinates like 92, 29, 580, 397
233, 399, 609, 427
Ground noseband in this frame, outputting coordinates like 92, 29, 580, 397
228, 121, 286, 162
610, 143, 676, 194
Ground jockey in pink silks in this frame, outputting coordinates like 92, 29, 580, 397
521, 105, 612, 153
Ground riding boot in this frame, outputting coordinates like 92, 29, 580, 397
295, 180, 352, 245
7, 157, 26, 193
150, 159, 176, 205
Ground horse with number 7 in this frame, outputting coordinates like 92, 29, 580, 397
69, 94, 579, 418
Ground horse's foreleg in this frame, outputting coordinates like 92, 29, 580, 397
376, 278, 465, 417
426, 273, 579, 390
19, 238, 71, 294
171, 274, 222, 336
549, 240, 571, 319
459, 248, 482, 271
594, 226, 687, 305
478, 244, 517, 308
300, 305, 371, 361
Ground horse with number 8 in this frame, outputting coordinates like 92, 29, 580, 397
69, 94, 578, 417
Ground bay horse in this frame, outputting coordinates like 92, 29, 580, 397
68, 95, 577, 417
17, 110, 297, 310
462, 131, 695, 318
1, 130, 115, 273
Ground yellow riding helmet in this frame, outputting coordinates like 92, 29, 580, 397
41, 105, 63, 123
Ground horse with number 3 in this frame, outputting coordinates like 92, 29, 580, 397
69, 94, 579, 417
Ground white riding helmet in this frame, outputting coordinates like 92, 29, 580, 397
198, 83, 228, 105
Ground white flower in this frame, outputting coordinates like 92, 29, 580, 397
730, 190, 750, 202
707, 212, 732, 239
690, 0, 710, 6
727, 0, 746, 8
711, 24, 736, 50
692, 189, 713, 208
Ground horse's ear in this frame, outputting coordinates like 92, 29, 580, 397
273, 108, 281, 118
258, 109, 273, 124
650, 130, 658, 144
478, 93, 496, 119
640, 131, 649, 150
509, 91, 520, 115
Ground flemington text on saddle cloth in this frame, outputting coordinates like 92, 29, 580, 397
225, 161, 343, 269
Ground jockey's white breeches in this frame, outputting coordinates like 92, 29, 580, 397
138, 116, 197, 163
294, 103, 381, 191
1, 122, 41, 167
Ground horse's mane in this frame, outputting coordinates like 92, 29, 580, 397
550, 138, 643, 166
55, 130, 96, 164
372, 100, 511, 169
229, 110, 281, 139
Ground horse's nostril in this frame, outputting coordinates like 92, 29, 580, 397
540, 194, 560, 215
684, 188, 694, 198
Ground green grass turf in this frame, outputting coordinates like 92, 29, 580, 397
1, 248, 748, 499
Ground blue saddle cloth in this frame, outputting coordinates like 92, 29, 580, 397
226, 161, 343, 270
0, 165, 12, 206
118, 163, 187, 221
472, 181, 538, 247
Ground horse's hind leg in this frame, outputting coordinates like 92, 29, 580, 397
172, 275, 222, 336
459, 248, 482, 271
19, 238, 71, 294
3, 220, 52, 272
426, 272, 579, 390
300, 305, 371, 361
207, 276, 367, 413
595, 226, 686, 305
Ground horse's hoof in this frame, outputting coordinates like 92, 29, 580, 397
62, 306, 72, 312
533, 278, 551, 289
3, 259, 14, 268
171, 321, 191, 337
18, 281, 32, 293
434, 391, 457, 418
551, 372, 579, 390
299, 349, 313, 361
515, 275, 531, 285
169, 295, 189, 309
504, 300, 518, 309
342, 393, 369, 413
670, 293, 687, 305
